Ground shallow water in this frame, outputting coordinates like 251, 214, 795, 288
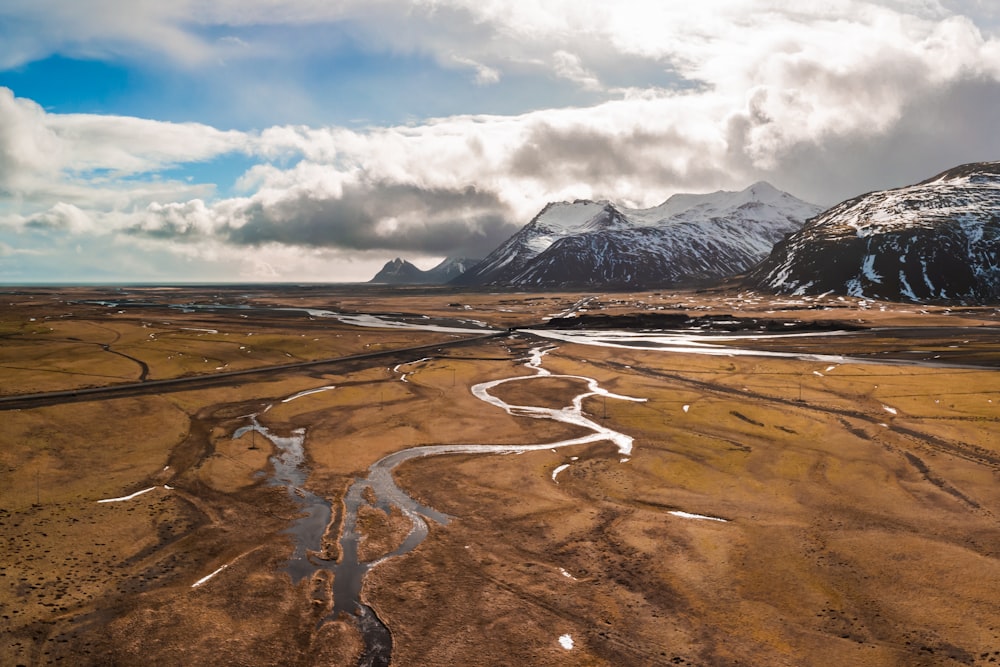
242, 344, 649, 665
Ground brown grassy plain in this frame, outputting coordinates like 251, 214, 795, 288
1, 285, 999, 666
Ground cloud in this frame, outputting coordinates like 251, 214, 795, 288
23, 202, 95, 233
0, 86, 247, 210
0, 1, 209, 69
448, 55, 502, 85
3, 1, 1000, 282
126, 179, 518, 257
552, 51, 602, 91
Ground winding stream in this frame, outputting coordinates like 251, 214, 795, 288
234, 343, 646, 665
214, 308, 976, 663
524, 327, 1000, 370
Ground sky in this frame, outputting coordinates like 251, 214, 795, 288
1, 0, 1000, 283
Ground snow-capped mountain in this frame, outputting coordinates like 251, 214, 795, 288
452, 182, 821, 288
747, 162, 1000, 303
427, 256, 480, 282
368, 256, 480, 284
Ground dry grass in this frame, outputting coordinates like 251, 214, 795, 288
2, 285, 999, 666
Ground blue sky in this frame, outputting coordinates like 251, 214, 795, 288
2, 0, 1000, 282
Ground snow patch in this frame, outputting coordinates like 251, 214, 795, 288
861, 254, 882, 283
281, 385, 336, 403
191, 564, 227, 588
97, 486, 159, 503
669, 510, 728, 522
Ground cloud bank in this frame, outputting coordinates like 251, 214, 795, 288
1, 1, 1000, 281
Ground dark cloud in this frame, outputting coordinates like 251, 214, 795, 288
223, 181, 520, 257
507, 121, 732, 195
758, 77, 1000, 206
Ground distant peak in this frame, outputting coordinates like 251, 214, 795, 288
744, 181, 779, 193
918, 161, 1000, 185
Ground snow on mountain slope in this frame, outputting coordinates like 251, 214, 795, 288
747, 162, 1000, 303
454, 183, 821, 288
369, 256, 480, 284
625, 181, 818, 227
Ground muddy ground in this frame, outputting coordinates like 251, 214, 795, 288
1, 285, 999, 666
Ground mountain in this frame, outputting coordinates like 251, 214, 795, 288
369, 258, 425, 284
452, 182, 822, 289
746, 161, 1000, 303
368, 256, 480, 284
425, 257, 480, 283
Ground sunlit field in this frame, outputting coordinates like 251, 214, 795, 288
2, 285, 999, 666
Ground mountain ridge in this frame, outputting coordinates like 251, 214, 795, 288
368, 256, 480, 285
746, 161, 1000, 303
453, 182, 822, 289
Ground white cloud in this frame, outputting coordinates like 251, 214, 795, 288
449, 55, 502, 85
552, 51, 602, 91
0, 87, 246, 214
24, 202, 95, 233
3, 1, 1000, 281
0, 0, 210, 69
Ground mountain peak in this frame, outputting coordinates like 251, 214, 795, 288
917, 161, 1000, 185
747, 160, 1000, 303
743, 181, 780, 196
369, 256, 481, 285
455, 182, 821, 289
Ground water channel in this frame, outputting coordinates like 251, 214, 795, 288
196, 304, 989, 663
233, 343, 647, 665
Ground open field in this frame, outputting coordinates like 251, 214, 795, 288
1, 285, 999, 666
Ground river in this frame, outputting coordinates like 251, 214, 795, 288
235, 343, 648, 665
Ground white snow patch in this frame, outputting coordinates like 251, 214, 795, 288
861, 254, 882, 283
281, 385, 336, 403
552, 464, 570, 482
682, 404, 690, 413
882, 405, 898, 415
669, 510, 728, 522
898, 270, 918, 301
558, 634, 574, 650
191, 564, 227, 588
97, 486, 159, 503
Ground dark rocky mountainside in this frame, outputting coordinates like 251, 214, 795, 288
746, 161, 1000, 303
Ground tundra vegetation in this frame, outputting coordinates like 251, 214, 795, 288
2, 285, 999, 666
